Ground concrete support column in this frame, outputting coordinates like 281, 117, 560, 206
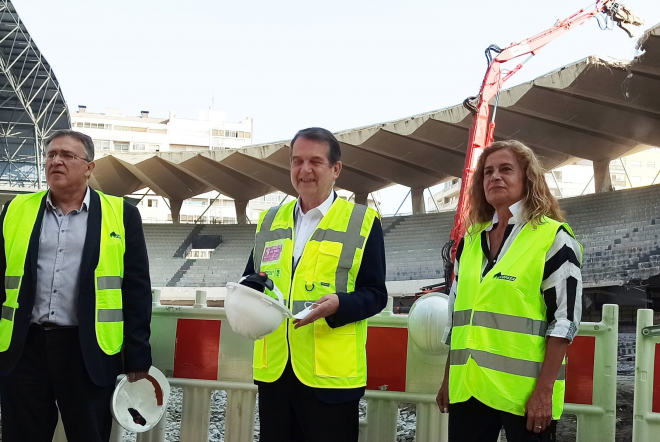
594, 159, 614, 193
170, 199, 183, 224
235, 199, 249, 225
354, 192, 368, 206
411, 187, 426, 215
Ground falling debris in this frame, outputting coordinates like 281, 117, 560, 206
607, 1, 645, 38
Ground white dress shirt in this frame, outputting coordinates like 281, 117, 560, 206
293, 191, 335, 266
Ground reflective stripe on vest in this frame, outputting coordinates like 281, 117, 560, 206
454, 310, 548, 337
450, 348, 566, 380
252, 197, 378, 388
0, 190, 125, 355
449, 218, 581, 420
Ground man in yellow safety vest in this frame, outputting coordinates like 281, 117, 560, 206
0, 130, 152, 442
241, 127, 388, 442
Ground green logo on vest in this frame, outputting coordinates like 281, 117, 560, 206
110, 231, 122, 240
264, 269, 281, 278
493, 272, 516, 281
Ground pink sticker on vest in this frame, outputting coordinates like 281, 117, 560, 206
263, 244, 283, 262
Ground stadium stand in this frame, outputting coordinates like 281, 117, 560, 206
142, 184, 660, 289
142, 224, 195, 287
562, 185, 660, 287
383, 212, 454, 281
176, 224, 255, 287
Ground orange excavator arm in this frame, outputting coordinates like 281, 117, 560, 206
441, 0, 643, 290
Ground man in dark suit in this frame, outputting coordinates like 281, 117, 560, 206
0, 129, 152, 442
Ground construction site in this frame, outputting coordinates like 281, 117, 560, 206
1, 0, 660, 440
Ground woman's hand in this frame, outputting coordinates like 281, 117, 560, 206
525, 384, 553, 432
525, 336, 569, 433
436, 355, 451, 413
436, 380, 450, 413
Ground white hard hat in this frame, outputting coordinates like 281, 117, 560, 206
407, 293, 450, 365
111, 366, 170, 433
225, 274, 293, 340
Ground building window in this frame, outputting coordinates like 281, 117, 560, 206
148, 128, 167, 134
113, 143, 129, 151
84, 122, 90, 128
647, 162, 655, 168
149, 144, 159, 151
93, 140, 110, 150
245, 132, 251, 138
185, 199, 206, 206
239, 131, 245, 138
631, 160, 642, 167
147, 199, 158, 208
212, 129, 224, 136
133, 143, 146, 151
76, 122, 83, 128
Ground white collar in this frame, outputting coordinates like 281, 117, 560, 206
295, 191, 335, 217
46, 186, 91, 213
486, 200, 522, 231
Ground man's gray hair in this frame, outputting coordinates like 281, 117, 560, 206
44, 129, 95, 161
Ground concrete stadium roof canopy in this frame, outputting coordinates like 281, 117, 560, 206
0, 1, 70, 188
92, 23, 660, 202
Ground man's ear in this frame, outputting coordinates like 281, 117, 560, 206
86, 161, 96, 179
332, 161, 342, 179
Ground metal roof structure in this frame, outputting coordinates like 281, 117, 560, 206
0, 1, 70, 189
92, 23, 660, 208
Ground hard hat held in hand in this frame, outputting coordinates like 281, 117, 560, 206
111, 366, 170, 433
407, 293, 450, 365
225, 273, 293, 341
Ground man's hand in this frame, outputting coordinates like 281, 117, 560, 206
293, 294, 339, 328
127, 371, 148, 383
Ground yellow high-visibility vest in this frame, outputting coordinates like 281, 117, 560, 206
253, 197, 378, 388
0, 190, 125, 355
449, 218, 581, 420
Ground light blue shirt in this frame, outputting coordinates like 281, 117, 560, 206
31, 187, 90, 325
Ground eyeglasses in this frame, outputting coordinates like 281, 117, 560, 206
44, 151, 89, 163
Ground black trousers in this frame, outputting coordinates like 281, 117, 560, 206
0, 326, 115, 442
257, 364, 360, 442
448, 397, 557, 442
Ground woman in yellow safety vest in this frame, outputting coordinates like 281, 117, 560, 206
436, 140, 583, 442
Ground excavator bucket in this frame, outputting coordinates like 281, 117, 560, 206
606, 1, 645, 38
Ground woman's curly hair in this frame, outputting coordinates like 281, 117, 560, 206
466, 140, 564, 230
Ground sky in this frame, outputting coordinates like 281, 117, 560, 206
11, 0, 660, 214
